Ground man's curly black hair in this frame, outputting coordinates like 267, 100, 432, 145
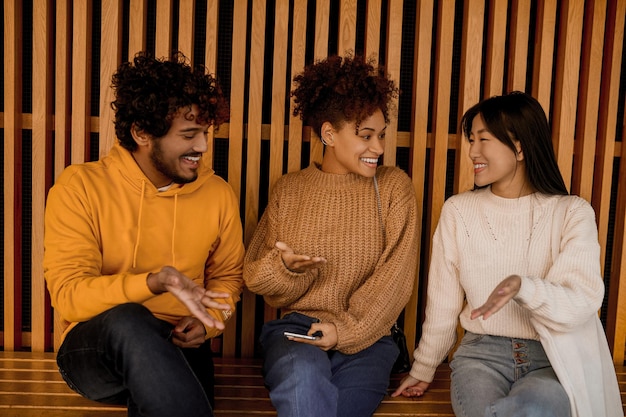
111, 51, 229, 151
291, 54, 398, 136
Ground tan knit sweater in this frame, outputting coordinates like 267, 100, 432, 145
244, 164, 419, 354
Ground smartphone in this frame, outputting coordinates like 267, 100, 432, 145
284, 331, 322, 340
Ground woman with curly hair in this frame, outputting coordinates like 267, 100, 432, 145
244, 55, 419, 417
44, 52, 244, 417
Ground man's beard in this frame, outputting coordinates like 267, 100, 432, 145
150, 140, 198, 184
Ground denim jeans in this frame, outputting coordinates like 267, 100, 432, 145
56, 303, 214, 417
450, 332, 571, 417
260, 312, 398, 417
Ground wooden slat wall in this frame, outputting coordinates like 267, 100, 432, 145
2, 0, 626, 364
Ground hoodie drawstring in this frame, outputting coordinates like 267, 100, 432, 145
171, 193, 178, 265
132, 179, 146, 268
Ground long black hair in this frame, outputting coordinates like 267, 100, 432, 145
460, 91, 568, 195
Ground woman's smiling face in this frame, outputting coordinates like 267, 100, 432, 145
321, 108, 386, 177
468, 114, 528, 198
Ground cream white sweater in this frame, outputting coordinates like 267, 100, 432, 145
411, 187, 622, 417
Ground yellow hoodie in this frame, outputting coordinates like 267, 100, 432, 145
44, 143, 245, 340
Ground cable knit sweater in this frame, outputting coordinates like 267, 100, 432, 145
411, 187, 622, 417
244, 164, 419, 354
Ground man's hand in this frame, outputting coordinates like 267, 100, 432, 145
172, 316, 207, 348
391, 375, 430, 398
471, 274, 522, 320
147, 265, 231, 330
275, 241, 326, 273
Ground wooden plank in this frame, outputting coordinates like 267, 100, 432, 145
454, 0, 484, 195
383, 0, 403, 166
128, 0, 148, 57
483, 0, 507, 97
310, 0, 331, 166
506, 0, 531, 91
531, 0, 558, 115
593, 0, 625, 276
287, 0, 307, 173
597, 1, 626, 365
71, 1, 93, 164
178, 0, 195, 60
427, 0, 456, 250
31, 0, 54, 353
241, 0, 267, 359
203, 0, 221, 168
406, 0, 434, 359
572, 0, 607, 202
54, 0, 72, 183
551, 0, 584, 188
3, 0, 23, 351
268, 0, 290, 192
155, 0, 173, 58
338, 0, 357, 55
365, 0, 382, 62
100, 0, 123, 156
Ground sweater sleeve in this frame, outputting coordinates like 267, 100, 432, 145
44, 175, 156, 323
202, 186, 246, 338
333, 170, 419, 353
514, 197, 605, 332
243, 180, 319, 306
409, 199, 465, 383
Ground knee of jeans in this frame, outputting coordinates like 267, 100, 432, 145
105, 303, 168, 338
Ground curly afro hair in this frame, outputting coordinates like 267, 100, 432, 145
291, 54, 398, 136
111, 51, 229, 151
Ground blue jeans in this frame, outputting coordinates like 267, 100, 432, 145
260, 312, 398, 417
56, 303, 214, 417
450, 332, 571, 417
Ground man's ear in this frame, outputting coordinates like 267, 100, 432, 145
131, 124, 150, 148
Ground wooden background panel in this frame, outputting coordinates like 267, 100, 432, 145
31, 0, 54, 353
3, 0, 24, 352
1, 0, 625, 365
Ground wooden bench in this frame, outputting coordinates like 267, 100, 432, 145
1, 351, 625, 417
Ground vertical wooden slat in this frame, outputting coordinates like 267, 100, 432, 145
310, 0, 330, 165
128, 0, 148, 59
532, 0, 558, 115
178, 0, 195, 60
71, 1, 93, 164
607, 118, 626, 364
551, 0, 584, 187
483, 0, 507, 97
598, 0, 626, 364
155, 0, 173, 58
572, 0, 607, 202
100, 0, 124, 156
4, 0, 23, 351
426, 0, 455, 265
31, 0, 54, 353
506, 0, 531, 91
287, 0, 307, 173
338, 0, 357, 54
53, 0, 72, 351
222, 0, 248, 358
383, 0, 403, 166
268, 0, 290, 192
241, 0, 267, 359
364, 0, 382, 62
454, 0, 485, 196
406, 0, 434, 353
203, 1, 220, 171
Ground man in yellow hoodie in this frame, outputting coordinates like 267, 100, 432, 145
43, 52, 245, 417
